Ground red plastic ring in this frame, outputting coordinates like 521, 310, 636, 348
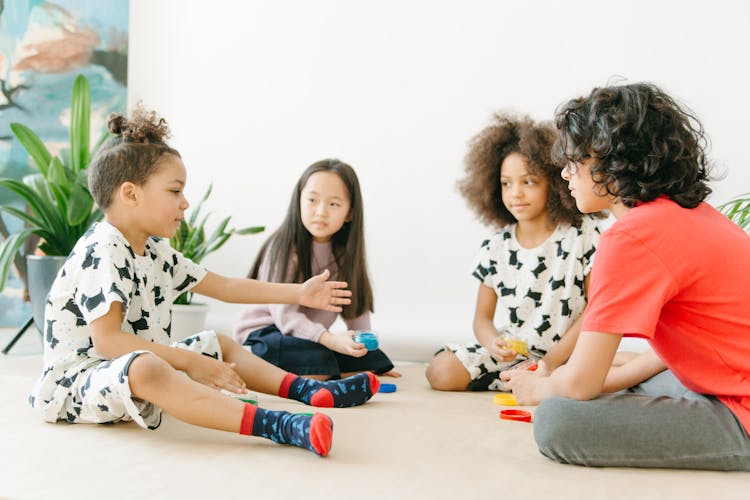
499, 409, 532, 423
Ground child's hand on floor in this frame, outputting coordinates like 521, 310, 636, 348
319, 330, 368, 357
185, 355, 247, 394
299, 269, 352, 312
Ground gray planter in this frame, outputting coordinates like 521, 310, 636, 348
27, 255, 67, 334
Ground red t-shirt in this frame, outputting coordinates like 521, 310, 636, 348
582, 197, 750, 431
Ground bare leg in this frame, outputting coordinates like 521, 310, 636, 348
425, 351, 471, 391
218, 333, 291, 395
217, 334, 378, 407
128, 351, 333, 456
129, 352, 244, 431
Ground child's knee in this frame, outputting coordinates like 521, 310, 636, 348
128, 352, 171, 392
425, 354, 447, 388
425, 352, 468, 390
215, 332, 238, 350
215, 332, 244, 359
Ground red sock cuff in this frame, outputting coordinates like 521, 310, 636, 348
239, 403, 257, 435
278, 373, 297, 399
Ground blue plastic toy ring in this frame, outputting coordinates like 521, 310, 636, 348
353, 331, 379, 350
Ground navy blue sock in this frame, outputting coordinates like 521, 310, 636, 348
279, 372, 380, 408
241, 404, 333, 457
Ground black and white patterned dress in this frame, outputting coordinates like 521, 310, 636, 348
446, 215, 602, 390
28, 221, 212, 429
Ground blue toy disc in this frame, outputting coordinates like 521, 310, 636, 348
354, 331, 379, 350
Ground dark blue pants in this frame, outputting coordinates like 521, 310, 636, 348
243, 325, 394, 377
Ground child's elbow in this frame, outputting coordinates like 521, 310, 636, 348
560, 373, 603, 401
90, 329, 118, 359
567, 385, 601, 401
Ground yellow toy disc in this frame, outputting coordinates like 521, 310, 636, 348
494, 393, 518, 406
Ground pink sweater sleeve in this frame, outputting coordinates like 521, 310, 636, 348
344, 312, 372, 332
234, 249, 331, 343
267, 303, 328, 342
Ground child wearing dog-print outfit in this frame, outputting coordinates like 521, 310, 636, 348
426, 113, 604, 391
28, 106, 380, 458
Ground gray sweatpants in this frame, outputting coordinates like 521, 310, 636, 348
534, 371, 750, 470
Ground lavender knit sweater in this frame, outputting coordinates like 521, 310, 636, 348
233, 240, 370, 344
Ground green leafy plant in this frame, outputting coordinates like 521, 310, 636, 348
0, 74, 104, 291
718, 193, 750, 234
170, 183, 264, 305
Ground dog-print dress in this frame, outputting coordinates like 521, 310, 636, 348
445, 215, 601, 390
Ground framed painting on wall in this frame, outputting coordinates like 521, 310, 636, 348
0, 0, 129, 326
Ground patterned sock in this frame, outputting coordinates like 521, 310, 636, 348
278, 372, 380, 408
239, 403, 333, 457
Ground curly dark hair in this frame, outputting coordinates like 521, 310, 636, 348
458, 113, 582, 228
552, 82, 712, 208
88, 105, 180, 209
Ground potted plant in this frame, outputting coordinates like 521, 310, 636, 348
0, 74, 104, 334
169, 183, 264, 340
718, 193, 750, 234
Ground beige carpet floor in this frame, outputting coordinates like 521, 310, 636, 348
1, 356, 748, 500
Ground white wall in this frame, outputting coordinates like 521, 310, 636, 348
128, 0, 750, 360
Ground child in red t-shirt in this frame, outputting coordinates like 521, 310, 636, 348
501, 82, 750, 471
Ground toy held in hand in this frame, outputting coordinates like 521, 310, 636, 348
501, 333, 528, 356
353, 331, 379, 350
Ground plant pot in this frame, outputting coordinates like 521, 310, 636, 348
27, 255, 67, 334
170, 303, 209, 342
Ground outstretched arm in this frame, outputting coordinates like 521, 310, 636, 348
192, 269, 351, 312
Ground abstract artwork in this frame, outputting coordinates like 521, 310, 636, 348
0, 0, 128, 326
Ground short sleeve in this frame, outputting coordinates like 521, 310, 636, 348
72, 240, 136, 324
471, 238, 496, 287
164, 247, 208, 302
582, 229, 678, 337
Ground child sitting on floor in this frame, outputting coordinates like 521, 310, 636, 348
235, 159, 398, 379
426, 113, 603, 391
28, 106, 380, 458
502, 82, 750, 471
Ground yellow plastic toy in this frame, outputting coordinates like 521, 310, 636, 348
501, 333, 528, 356
494, 393, 518, 406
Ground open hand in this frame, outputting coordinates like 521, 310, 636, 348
185, 355, 247, 394
300, 269, 352, 312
